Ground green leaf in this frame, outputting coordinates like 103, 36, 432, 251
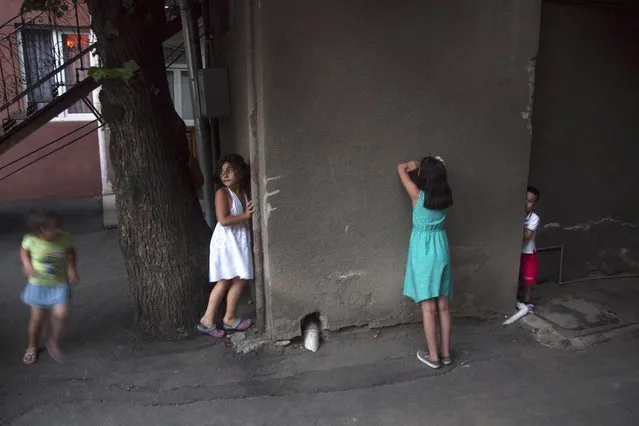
89, 61, 140, 82
21, 0, 73, 15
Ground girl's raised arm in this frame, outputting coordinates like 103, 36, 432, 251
397, 162, 420, 204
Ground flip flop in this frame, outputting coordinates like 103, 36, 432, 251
196, 323, 225, 338
223, 318, 252, 331
46, 342, 64, 364
23, 348, 38, 365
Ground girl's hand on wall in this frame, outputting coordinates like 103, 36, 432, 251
406, 161, 419, 172
244, 201, 256, 219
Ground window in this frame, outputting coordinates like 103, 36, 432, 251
21, 28, 57, 113
61, 33, 92, 114
166, 67, 194, 125
20, 27, 96, 120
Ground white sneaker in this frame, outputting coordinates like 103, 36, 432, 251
417, 350, 441, 369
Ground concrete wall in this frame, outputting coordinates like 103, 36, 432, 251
218, 1, 251, 161
529, 2, 639, 281
246, 0, 541, 339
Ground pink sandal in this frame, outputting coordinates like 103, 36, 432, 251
197, 323, 225, 338
46, 342, 64, 363
223, 318, 252, 332
23, 348, 38, 365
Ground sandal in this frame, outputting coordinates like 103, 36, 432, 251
196, 323, 225, 338
46, 342, 64, 364
223, 318, 252, 332
23, 348, 38, 365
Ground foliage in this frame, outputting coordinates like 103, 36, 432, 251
89, 60, 140, 82
21, 0, 81, 18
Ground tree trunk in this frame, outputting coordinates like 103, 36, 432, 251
88, 0, 211, 337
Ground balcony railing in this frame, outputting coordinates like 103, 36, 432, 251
0, 0, 183, 139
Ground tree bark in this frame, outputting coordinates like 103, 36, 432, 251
88, 0, 211, 337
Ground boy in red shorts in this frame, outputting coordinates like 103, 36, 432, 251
519, 186, 540, 303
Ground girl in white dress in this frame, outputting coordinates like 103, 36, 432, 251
197, 154, 255, 337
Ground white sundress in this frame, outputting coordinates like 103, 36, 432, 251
209, 188, 254, 282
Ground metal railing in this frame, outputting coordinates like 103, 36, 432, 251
0, 0, 183, 136
0, 4, 93, 129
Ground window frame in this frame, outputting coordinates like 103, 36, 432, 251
51, 27, 98, 121
19, 26, 98, 122
166, 65, 195, 127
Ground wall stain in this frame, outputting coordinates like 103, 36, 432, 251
521, 56, 536, 134
329, 270, 366, 282
545, 217, 639, 231
263, 189, 280, 223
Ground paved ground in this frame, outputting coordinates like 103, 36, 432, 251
1, 199, 639, 425
533, 277, 639, 337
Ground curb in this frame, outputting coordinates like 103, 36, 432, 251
520, 314, 639, 351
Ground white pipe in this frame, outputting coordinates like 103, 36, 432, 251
303, 322, 320, 352
503, 302, 532, 325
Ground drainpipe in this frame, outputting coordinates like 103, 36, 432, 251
503, 302, 533, 325
246, 0, 266, 335
178, 0, 215, 227
201, 0, 221, 174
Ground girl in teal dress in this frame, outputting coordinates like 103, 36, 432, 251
397, 156, 453, 369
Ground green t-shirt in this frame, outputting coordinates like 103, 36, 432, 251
22, 233, 74, 285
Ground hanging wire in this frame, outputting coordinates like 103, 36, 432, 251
0, 119, 97, 173
0, 122, 104, 182
0, 22, 204, 182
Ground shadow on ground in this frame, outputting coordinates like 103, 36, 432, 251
2, 199, 639, 425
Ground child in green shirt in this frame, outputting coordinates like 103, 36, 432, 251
20, 209, 78, 365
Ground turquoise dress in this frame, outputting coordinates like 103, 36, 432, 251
403, 191, 452, 302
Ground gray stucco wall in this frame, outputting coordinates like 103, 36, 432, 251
252, 0, 541, 339
529, 3, 639, 282
218, 1, 250, 161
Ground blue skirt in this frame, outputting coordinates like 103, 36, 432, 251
21, 283, 71, 308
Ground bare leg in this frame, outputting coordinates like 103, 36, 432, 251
223, 278, 247, 325
40, 316, 49, 346
421, 299, 439, 361
437, 296, 452, 358
200, 280, 232, 328
48, 304, 69, 362
28, 307, 46, 350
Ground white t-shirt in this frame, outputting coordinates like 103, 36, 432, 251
522, 212, 540, 254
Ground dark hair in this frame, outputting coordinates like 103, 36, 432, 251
527, 186, 540, 201
216, 153, 249, 188
416, 156, 453, 210
25, 209, 59, 234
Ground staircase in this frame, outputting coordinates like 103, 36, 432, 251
0, 1, 187, 155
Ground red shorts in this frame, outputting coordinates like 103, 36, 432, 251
520, 252, 538, 286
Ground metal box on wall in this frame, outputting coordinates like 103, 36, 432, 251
197, 68, 231, 118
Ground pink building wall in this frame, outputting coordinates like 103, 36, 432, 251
0, 0, 100, 202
